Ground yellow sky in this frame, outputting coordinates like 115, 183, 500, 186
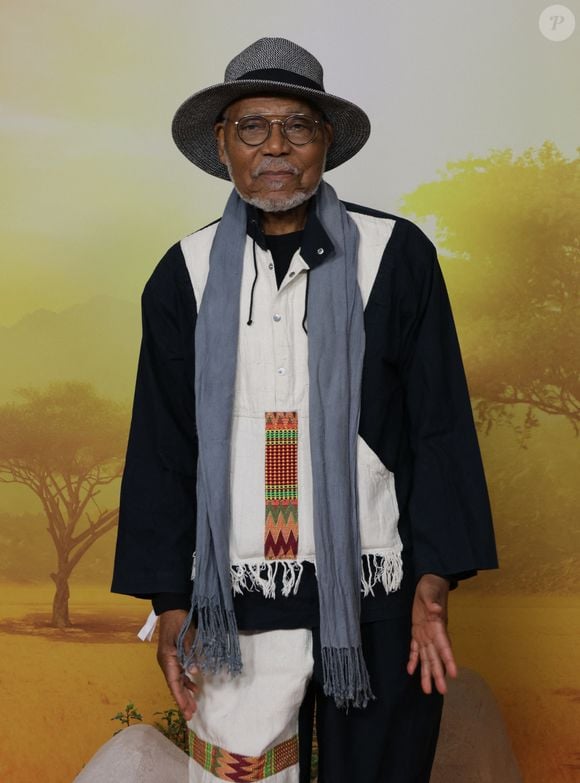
2, 0, 578, 325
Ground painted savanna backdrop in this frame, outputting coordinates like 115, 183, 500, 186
1, 1, 578, 781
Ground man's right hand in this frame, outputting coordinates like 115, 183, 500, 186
156, 609, 198, 721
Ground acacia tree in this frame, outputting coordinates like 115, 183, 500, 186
400, 141, 579, 443
0, 381, 128, 627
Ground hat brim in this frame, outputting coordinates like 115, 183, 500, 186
171, 80, 371, 180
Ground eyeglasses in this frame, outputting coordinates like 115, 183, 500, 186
228, 114, 321, 147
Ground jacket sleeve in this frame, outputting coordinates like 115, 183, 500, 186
151, 592, 192, 614
398, 221, 499, 584
110, 243, 198, 599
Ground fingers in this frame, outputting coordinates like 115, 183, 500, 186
183, 676, 198, 694
156, 610, 199, 721
419, 642, 449, 694
180, 626, 196, 659
409, 620, 458, 695
434, 633, 458, 680
170, 678, 198, 721
407, 637, 419, 675
160, 651, 199, 721
419, 644, 433, 694
410, 577, 457, 694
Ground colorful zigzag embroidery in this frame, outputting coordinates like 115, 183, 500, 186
264, 411, 298, 560
189, 729, 299, 781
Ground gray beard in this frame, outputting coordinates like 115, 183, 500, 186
223, 155, 324, 213
241, 186, 318, 212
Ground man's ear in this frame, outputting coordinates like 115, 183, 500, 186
323, 121, 334, 148
214, 122, 226, 164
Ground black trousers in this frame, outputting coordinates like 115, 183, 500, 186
298, 615, 444, 783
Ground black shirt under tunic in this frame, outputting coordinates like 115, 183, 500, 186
151, 230, 437, 628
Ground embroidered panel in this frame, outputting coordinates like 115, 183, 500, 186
189, 729, 299, 781
264, 411, 299, 559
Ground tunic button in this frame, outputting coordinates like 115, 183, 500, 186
289, 271, 295, 277
273, 313, 282, 322
268, 263, 274, 270
277, 367, 286, 375
317, 247, 324, 255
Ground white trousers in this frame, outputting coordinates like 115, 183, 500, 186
186, 628, 313, 782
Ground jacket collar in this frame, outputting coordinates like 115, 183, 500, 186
245, 193, 335, 268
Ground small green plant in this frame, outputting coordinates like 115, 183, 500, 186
111, 703, 143, 736
153, 707, 189, 753
110, 701, 188, 753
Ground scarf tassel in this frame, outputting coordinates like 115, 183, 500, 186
321, 645, 377, 711
177, 598, 242, 677
230, 560, 305, 597
360, 551, 403, 597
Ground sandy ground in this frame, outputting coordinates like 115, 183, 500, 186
0, 583, 579, 783
449, 591, 580, 783
0, 584, 169, 783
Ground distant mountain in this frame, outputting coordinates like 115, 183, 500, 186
0, 295, 141, 403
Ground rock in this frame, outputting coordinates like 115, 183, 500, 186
73, 669, 522, 783
73, 724, 188, 783
431, 667, 523, 783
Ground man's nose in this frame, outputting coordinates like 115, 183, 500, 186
261, 122, 290, 155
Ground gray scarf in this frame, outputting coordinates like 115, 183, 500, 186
177, 179, 375, 710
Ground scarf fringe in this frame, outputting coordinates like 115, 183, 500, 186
321, 645, 376, 711
230, 560, 305, 597
177, 597, 242, 677
360, 550, 403, 597
206, 551, 403, 600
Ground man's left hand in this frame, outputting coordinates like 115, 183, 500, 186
407, 573, 458, 695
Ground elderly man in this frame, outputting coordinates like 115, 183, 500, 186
111, 37, 498, 783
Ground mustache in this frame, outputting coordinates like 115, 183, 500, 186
251, 160, 300, 177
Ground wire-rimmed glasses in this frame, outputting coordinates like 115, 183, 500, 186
229, 114, 321, 147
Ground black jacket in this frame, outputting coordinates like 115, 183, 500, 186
110, 201, 499, 625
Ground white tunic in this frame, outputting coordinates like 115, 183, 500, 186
180, 210, 403, 600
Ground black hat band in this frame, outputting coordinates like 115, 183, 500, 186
235, 68, 324, 93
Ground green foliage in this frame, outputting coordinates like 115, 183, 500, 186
109, 701, 318, 772
111, 702, 188, 754
153, 707, 189, 754
111, 703, 143, 736
399, 141, 580, 441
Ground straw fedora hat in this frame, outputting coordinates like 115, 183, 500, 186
171, 37, 371, 180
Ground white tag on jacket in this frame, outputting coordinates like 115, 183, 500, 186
137, 609, 158, 641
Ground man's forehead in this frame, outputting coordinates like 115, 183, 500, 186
223, 94, 322, 118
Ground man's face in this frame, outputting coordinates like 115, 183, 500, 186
214, 94, 334, 212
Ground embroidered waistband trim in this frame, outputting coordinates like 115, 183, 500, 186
189, 729, 299, 781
